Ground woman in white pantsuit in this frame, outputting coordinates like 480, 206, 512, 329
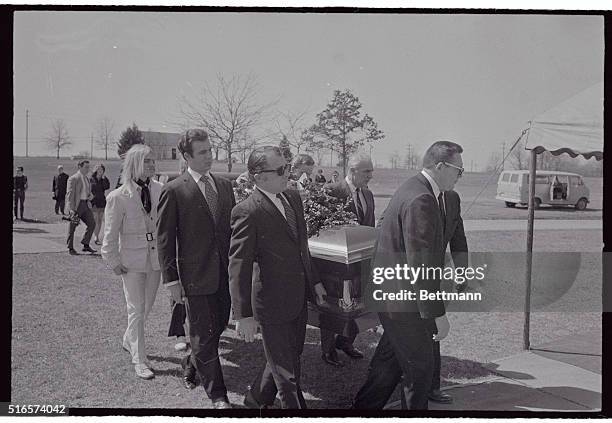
102, 144, 163, 380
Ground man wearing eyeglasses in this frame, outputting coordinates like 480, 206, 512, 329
353, 140, 464, 410
228, 145, 325, 409
157, 129, 236, 409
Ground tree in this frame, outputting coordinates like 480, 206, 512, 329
45, 119, 72, 159
274, 109, 311, 155
307, 89, 385, 176
177, 73, 275, 172
279, 135, 293, 163
508, 143, 528, 170
486, 151, 502, 173
117, 123, 145, 158
96, 116, 115, 160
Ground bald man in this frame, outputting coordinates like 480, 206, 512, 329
319, 156, 375, 366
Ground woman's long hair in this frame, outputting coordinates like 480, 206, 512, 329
92, 163, 106, 181
120, 144, 152, 194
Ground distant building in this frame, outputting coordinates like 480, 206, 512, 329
142, 131, 180, 160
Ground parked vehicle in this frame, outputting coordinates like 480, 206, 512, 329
495, 170, 590, 210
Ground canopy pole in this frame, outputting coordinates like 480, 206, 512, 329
523, 148, 537, 350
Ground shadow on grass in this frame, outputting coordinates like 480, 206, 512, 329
13, 227, 48, 234
15, 217, 49, 223
200, 325, 498, 409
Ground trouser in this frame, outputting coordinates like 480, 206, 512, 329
121, 260, 161, 365
320, 326, 358, 354
14, 190, 25, 218
352, 313, 434, 410
67, 200, 95, 250
248, 305, 308, 409
426, 319, 441, 391
184, 286, 231, 403
55, 195, 66, 214
91, 206, 105, 241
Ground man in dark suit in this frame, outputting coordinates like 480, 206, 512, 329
318, 156, 375, 367
53, 165, 69, 215
66, 160, 96, 255
353, 140, 464, 410
228, 146, 325, 409
157, 129, 235, 409
427, 188, 468, 404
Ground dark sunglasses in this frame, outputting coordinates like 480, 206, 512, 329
257, 163, 291, 176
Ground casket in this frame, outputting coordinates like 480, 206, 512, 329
307, 225, 379, 336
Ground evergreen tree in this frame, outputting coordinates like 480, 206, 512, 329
116, 123, 145, 158
279, 135, 293, 163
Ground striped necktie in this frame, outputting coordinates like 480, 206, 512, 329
201, 175, 218, 222
277, 193, 298, 241
355, 188, 365, 222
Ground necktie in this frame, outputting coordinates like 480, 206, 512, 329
277, 193, 298, 241
355, 188, 365, 222
136, 178, 151, 214
201, 175, 218, 222
438, 192, 446, 233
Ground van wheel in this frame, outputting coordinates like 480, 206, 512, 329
505, 202, 516, 208
533, 198, 541, 209
575, 198, 588, 210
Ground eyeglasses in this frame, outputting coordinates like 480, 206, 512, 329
257, 163, 291, 176
441, 161, 464, 177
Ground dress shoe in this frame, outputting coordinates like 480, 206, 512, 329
212, 399, 232, 409
337, 345, 364, 359
243, 390, 269, 409
428, 389, 453, 403
82, 245, 97, 253
68, 248, 79, 255
180, 355, 197, 389
94, 239, 102, 245
134, 363, 154, 380
321, 352, 344, 367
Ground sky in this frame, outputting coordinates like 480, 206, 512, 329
13, 11, 603, 169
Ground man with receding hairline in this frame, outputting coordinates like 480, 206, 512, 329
228, 145, 325, 409
353, 140, 464, 410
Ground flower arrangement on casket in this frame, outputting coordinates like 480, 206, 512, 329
232, 175, 358, 238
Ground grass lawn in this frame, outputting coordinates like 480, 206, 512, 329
11, 228, 601, 409
13, 156, 602, 223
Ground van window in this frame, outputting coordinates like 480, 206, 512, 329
535, 175, 549, 184
570, 176, 583, 186
502, 173, 510, 182
510, 174, 519, 183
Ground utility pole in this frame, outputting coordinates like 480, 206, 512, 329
90, 133, 94, 159
501, 142, 505, 171
25, 109, 29, 158
471, 160, 474, 173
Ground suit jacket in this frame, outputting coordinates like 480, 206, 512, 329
228, 188, 319, 323
53, 172, 69, 197
156, 172, 235, 296
442, 190, 468, 268
324, 180, 375, 227
373, 173, 446, 321
66, 172, 90, 212
101, 180, 163, 272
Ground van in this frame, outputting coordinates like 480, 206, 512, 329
496, 170, 590, 210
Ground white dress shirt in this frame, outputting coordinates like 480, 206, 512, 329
256, 186, 287, 219
421, 169, 444, 210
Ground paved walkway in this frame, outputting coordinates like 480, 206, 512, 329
12, 219, 602, 254
386, 330, 601, 412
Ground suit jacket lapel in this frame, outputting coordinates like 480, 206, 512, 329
183, 174, 215, 225
254, 188, 298, 243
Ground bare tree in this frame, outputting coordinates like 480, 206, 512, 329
45, 119, 71, 159
274, 109, 311, 155
177, 73, 276, 172
508, 143, 528, 170
96, 116, 115, 160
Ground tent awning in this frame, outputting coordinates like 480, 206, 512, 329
524, 82, 603, 160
